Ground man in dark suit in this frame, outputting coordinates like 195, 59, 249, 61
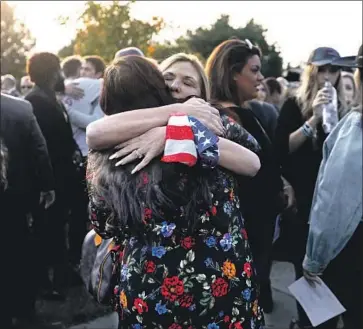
1, 93, 55, 327
25, 52, 83, 299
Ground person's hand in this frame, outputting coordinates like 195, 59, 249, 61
109, 127, 166, 174
39, 190, 56, 209
303, 269, 322, 287
181, 97, 224, 136
72, 149, 83, 167
312, 87, 332, 121
65, 82, 84, 100
283, 184, 296, 210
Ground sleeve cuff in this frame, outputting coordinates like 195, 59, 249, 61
302, 255, 326, 274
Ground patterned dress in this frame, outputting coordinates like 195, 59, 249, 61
88, 115, 265, 329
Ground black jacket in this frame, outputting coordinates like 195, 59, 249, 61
25, 86, 79, 191
0, 93, 54, 212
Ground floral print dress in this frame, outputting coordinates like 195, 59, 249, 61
88, 115, 265, 329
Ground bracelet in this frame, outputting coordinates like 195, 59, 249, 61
302, 121, 314, 138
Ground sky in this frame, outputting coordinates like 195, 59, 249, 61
11, 1, 363, 67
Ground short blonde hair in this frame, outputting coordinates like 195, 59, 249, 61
159, 53, 210, 101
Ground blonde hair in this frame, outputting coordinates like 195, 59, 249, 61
159, 53, 210, 101
296, 64, 348, 119
353, 69, 362, 111
0, 138, 8, 192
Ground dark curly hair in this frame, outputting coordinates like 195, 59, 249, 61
27, 52, 60, 87
88, 56, 212, 237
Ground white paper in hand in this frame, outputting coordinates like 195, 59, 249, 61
272, 214, 281, 244
288, 277, 346, 327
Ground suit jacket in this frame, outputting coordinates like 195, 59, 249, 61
0, 93, 55, 212
25, 86, 79, 192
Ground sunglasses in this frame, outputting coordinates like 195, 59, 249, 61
21, 85, 32, 89
318, 65, 341, 73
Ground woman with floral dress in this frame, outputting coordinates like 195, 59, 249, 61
86, 55, 264, 329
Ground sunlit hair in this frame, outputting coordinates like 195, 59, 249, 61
159, 53, 210, 101
341, 71, 357, 109
27, 52, 60, 86
295, 64, 348, 119
353, 68, 362, 111
205, 39, 261, 106
61, 55, 83, 79
0, 138, 8, 193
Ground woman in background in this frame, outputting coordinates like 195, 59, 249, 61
205, 39, 286, 313
303, 45, 363, 329
341, 71, 357, 108
274, 47, 348, 329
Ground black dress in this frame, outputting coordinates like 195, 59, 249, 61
87, 115, 265, 329
274, 96, 327, 326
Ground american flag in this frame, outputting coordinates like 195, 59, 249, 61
161, 114, 219, 168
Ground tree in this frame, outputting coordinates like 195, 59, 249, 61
182, 15, 283, 77
59, 1, 164, 63
1, 1, 35, 78
58, 40, 77, 59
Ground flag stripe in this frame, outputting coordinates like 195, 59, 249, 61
161, 153, 197, 167
164, 139, 197, 157
165, 125, 195, 141
167, 115, 191, 127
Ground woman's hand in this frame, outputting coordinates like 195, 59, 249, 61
109, 127, 166, 174
312, 87, 332, 121
65, 82, 85, 100
181, 97, 224, 136
303, 269, 322, 287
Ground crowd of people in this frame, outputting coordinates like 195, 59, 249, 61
1, 39, 362, 329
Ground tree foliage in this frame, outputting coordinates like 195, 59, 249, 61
1, 1, 35, 78
181, 15, 283, 77
59, 1, 164, 63
57, 4, 283, 76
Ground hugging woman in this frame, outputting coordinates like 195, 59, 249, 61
86, 55, 265, 329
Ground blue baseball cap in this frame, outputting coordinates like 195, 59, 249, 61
307, 47, 341, 66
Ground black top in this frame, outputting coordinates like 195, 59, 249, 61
223, 106, 283, 219
25, 86, 78, 188
274, 97, 327, 220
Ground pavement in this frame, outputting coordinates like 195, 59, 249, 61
68, 261, 298, 329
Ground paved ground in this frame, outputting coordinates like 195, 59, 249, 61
68, 261, 298, 329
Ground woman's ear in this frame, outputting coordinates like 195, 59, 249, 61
233, 71, 240, 82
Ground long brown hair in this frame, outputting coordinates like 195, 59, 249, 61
205, 39, 261, 107
88, 56, 212, 236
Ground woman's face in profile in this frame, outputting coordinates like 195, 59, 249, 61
342, 75, 355, 106
163, 61, 202, 100
234, 55, 264, 102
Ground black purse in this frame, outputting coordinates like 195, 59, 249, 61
80, 229, 120, 305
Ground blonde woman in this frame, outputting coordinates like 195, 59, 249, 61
274, 47, 348, 329
303, 45, 362, 329
341, 71, 357, 107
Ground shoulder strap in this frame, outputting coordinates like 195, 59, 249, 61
246, 102, 272, 146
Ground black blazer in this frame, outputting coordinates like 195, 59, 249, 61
0, 93, 55, 212
25, 86, 78, 189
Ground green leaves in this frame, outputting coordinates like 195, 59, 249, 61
1, 1, 35, 78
